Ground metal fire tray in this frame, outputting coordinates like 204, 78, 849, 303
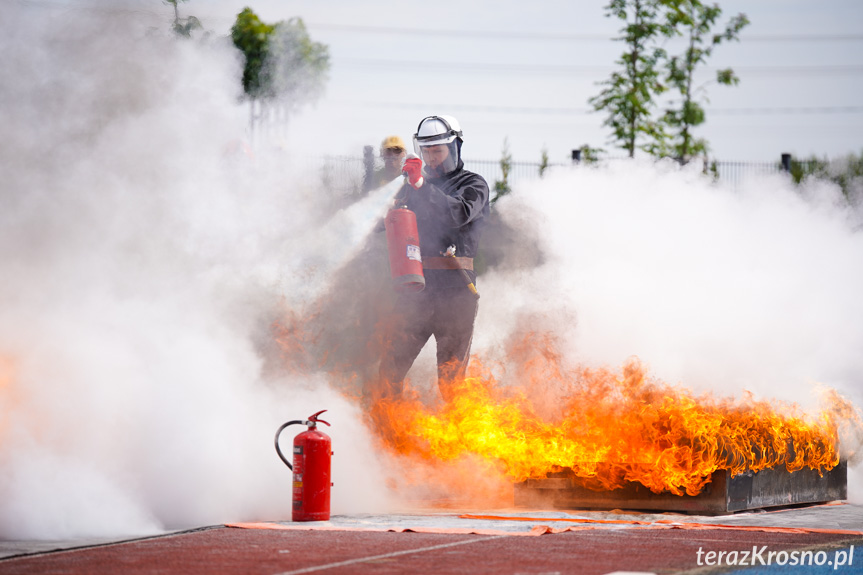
513, 461, 847, 515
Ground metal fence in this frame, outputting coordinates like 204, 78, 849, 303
710, 157, 825, 189
463, 159, 562, 185
293, 156, 561, 197
296, 153, 826, 197
710, 160, 781, 188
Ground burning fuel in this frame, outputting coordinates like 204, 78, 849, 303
367, 345, 860, 497
270, 158, 863, 503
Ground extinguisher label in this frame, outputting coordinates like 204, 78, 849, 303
293, 445, 303, 454
406, 244, 421, 262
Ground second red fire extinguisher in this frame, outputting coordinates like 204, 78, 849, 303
274, 410, 332, 522
384, 206, 425, 292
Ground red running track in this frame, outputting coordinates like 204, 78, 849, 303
0, 526, 860, 575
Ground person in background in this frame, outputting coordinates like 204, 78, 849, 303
363, 135, 407, 193
372, 115, 490, 403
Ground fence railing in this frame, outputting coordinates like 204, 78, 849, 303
463, 159, 563, 184
295, 153, 828, 197
710, 160, 780, 188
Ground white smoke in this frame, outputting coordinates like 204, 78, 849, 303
478, 160, 863, 500
0, 4, 391, 539
481, 160, 863, 403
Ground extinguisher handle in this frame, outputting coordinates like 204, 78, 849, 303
274, 420, 305, 470
307, 409, 331, 427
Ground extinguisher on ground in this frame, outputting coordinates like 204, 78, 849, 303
274, 409, 332, 522
385, 206, 425, 292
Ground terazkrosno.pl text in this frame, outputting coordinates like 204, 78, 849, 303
696, 546, 854, 569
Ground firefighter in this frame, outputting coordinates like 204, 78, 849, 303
363, 135, 407, 193
374, 115, 490, 403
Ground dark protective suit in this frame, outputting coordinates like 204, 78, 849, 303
377, 159, 490, 401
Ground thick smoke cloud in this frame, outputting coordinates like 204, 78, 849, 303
1, 3, 860, 541
477, 162, 863, 497
0, 4, 391, 539
481, 162, 863, 406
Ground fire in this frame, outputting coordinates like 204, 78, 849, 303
270, 290, 860, 498
369, 333, 860, 497
0, 354, 20, 446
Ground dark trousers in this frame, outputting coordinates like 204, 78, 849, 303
376, 287, 479, 402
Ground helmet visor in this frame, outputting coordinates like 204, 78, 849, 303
416, 140, 458, 177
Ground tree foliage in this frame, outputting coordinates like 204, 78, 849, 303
580, 144, 605, 165
659, 2, 748, 161
790, 151, 863, 204
231, 8, 274, 97
589, 0, 676, 158
590, 0, 748, 161
492, 138, 513, 204
164, 0, 202, 38
230, 7, 329, 110
538, 147, 550, 178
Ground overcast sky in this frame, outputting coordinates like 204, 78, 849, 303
17, 0, 863, 164
192, 0, 863, 164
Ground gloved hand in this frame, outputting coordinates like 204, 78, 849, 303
402, 156, 424, 189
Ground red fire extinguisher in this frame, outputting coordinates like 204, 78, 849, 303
384, 207, 425, 292
274, 410, 332, 522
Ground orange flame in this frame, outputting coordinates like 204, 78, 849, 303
270, 291, 860, 498
0, 354, 20, 446
368, 334, 860, 497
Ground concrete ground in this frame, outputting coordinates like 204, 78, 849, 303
0, 504, 861, 574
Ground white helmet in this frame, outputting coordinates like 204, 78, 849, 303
413, 115, 463, 176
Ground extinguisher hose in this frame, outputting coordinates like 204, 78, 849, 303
274, 420, 305, 470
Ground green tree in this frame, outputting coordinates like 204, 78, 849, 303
538, 147, 550, 178
659, 2, 748, 161
165, 0, 202, 38
230, 8, 329, 132
590, 0, 676, 158
492, 138, 513, 204
260, 18, 330, 110
580, 144, 605, 165
231, 8, 274, 97
790, 151, 863, 203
